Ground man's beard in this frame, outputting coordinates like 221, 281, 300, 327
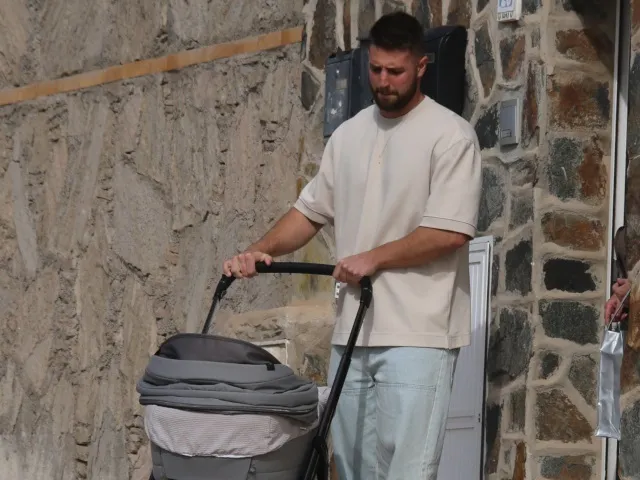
370, 76, 420, 113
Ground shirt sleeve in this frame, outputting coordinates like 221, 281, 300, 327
420, 138, 482, 237
293, 136, 335, 225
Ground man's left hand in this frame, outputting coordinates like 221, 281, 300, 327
333, 252, 379, 285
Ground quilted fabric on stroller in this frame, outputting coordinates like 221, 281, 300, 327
137, 333, 329, 480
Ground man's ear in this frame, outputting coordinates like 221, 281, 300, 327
417, 54, 427, 77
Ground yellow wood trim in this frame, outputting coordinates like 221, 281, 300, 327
0, 26, 304, 107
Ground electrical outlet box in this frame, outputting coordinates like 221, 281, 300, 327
497, 0, 522, 22
499, 99, 520, 146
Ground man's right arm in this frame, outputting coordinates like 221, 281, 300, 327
247, 207, 323, 258
223, 207, 322, 278
224, 135, 337, 278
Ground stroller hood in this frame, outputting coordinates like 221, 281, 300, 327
137, 333, 319, 425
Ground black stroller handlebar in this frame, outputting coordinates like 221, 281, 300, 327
216, 261, 373, 303
257, 261, 335, 276
202, 261, 374, 480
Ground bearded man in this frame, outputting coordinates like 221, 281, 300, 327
223, 11, 482, 480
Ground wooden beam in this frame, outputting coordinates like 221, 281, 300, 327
0, 26, 304, 107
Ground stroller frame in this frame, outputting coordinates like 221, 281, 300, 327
146, 261, 373, 480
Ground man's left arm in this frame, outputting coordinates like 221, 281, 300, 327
370, 226, 470, 269
333, 137, 482, 284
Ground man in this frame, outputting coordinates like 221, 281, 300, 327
223, 11, 482, 480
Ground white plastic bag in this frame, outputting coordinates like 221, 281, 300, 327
595, 287, 629, 440
594, 326, 624, 439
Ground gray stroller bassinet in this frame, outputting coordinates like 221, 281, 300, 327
136, 262, 373, 480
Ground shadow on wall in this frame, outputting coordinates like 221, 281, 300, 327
561, 0, 617, 73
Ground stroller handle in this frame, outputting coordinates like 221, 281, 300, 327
201, 261, 374, 480
203, 261, 373, 334
217, 261, 372, 301
258, 261, 336, 276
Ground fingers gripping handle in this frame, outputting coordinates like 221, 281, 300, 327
202, 261, 373, 334
218, 262, 372, 303
207, 260, 374, 480
256, 262, 373, 306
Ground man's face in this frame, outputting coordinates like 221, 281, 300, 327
368, 45, 426, 113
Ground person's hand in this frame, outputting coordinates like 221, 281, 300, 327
223, 251, 273, 278
605, 278, 631, 323
605, 294, 626, 323
612, 278, 631, 299
333, 252, 378, 286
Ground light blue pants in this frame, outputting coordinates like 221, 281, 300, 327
328, 345, 459, 480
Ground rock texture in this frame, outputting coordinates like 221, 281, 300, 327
0, 1, 340, 478
0, 0, 623, 479
463, 0, 616, 478
0, 0, 304, 88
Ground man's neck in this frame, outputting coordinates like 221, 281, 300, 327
379, 92, 425, 119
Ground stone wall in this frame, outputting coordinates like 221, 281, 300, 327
0, 0, 623, 479
0, 0, 343, 478
464, 0, 616, 478
621, 1, 640, 479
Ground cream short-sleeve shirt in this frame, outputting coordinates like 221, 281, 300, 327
294, 96, 482, 349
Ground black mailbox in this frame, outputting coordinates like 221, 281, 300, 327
421, 25, 468, 117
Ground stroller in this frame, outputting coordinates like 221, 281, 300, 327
136, 262, 373, 480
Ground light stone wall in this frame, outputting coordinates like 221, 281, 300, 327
0, 1, 340, 478
0, 0, 623, 479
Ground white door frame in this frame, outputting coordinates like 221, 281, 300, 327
604, 0, 629, 477
436, 235, 493, 479
471, 235, 494, 478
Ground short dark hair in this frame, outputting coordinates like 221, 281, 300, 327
368, 11, 425, 57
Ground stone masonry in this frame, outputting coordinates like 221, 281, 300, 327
622, 1, 640, 479
0, 1, 335, 478
462, 0, 615, 478
0, 0, 623, 479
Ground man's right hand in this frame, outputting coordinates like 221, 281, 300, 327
223, 251, 273, 278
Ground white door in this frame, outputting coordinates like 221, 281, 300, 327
437, 236, 493, 480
